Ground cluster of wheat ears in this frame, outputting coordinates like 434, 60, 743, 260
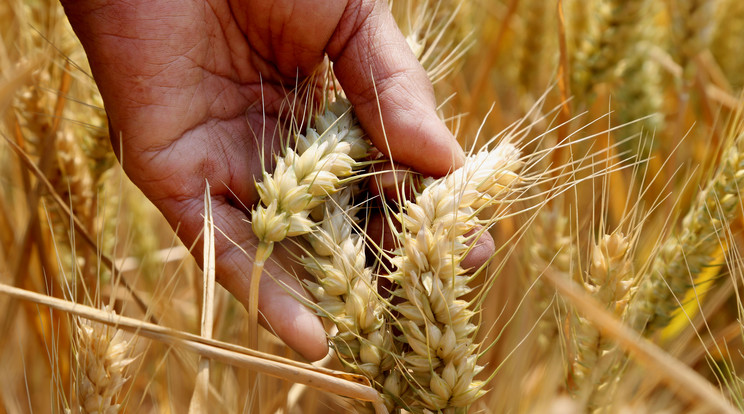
2, 0, 744, 413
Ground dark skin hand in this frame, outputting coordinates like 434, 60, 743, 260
61, 0, 490, 361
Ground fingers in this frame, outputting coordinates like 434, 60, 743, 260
327, 0, 465, 177
460, 228, 496, 271
159, 195, 329, 362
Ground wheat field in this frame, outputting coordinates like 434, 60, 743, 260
1, 0, 744, 413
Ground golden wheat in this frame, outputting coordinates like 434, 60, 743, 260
627, 128, 744, 334
71, 310, 134, 414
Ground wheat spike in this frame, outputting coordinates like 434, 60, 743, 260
527, 206, 576, 353
614, 1, 665, 143
570, 232, 634, 411
386, 143, 523, 411
248, 96, 370, 351
571, 0, 649, 104
300, 185, 399, 411
517, 0, 552, 95
54, 129, 95, 226
670, 0, 718, 78
72, 310, 134, 414
710, 0, 744, 91
251, 98, 367, 243
627, 129, 744, 333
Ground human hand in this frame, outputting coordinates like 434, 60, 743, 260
61, 0, 472, 361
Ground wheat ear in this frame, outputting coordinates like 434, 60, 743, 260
248, 97, 368, 349
614, 1, 665, 143
300, 185, 398, 410
627, 130, 744, 334
670, 0, 717, 78
517, 0, 551, 95
527, 206, 576, 353
571, 0, 648, 104
711, 0, 744, 90
387, 143, 523, 411
72, 309, 134, 414
570, 232, 634, 410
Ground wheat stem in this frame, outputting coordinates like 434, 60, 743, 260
248, 241, 271, 353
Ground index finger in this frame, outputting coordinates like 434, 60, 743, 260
326, 0, 465, 177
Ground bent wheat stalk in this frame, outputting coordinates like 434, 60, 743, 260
0, 282, 390, 414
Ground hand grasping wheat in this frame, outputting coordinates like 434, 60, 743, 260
61, 0, 464, 361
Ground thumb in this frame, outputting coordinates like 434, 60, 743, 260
327, 1, 465, 177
